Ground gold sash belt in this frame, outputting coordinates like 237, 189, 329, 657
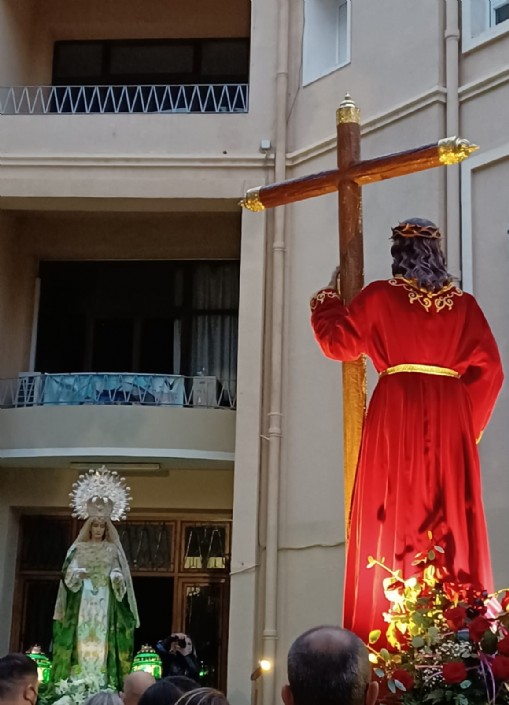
380, 363, 460, 379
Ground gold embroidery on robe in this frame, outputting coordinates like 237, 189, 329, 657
310, 288, 341, 311
389, 276, 463, 313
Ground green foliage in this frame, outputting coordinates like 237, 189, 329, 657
367, 536, 509, 705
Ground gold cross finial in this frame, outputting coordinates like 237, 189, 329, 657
337, 93, 360, 125
438, 136, 479, 165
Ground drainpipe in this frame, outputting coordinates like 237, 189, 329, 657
262, 0, 289, 702
445, 0, 461, 281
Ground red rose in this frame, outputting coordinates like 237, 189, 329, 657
442, 662, 467, 684
502, 592, 509, 612
498, 636, 509, 656
469, 616, 491, 642
444, 606, 467, 631
393, 669, 414, 691
492, 655, 509, 681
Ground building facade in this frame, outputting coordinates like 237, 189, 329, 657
0, 1, 508, 704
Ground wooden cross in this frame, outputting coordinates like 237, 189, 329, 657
240, 94, 478, 528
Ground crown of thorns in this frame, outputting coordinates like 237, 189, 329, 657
391, 221, 441, 239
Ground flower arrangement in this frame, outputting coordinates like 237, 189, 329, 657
38, 671, 112, 705
368, 533, 509, 705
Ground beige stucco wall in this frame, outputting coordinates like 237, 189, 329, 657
29, 0, 250, 85
0, 213, 35, 377
0, 0, 277, 164
18, 210, 241, 260
287, 0, 444, 153
466, 153, 509, 589
0, 0, 35, 85
458, 18, 509, 591
0, 406, 236, 460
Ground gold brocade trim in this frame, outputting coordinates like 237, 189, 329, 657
343, 355, 367, 538
380, 364, 460, 379
310, 288, 341, 311
336, 93, 361, 124
239, 187, 265, 212
389, 276, 463, 313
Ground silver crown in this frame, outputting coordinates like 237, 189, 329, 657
69, 465, 132, 521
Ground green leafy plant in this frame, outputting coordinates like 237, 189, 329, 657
368, 533, 509, 705
38, 671, 113, 705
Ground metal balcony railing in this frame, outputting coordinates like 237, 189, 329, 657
0, 373, 236, 409
0, 84, 249, 115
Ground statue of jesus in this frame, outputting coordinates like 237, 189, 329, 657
310, 218, 504, 643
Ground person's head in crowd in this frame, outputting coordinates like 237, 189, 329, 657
282, 626, 378, 705
0, 653, 38, 705
138, 679, 183, 705
174, 688, 229, 705
165, 676, 199, 693
84, 693, 123, 705
121, 672, 156, 705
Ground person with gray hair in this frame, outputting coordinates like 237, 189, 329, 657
281, 626, 378, 705
84, 692, 123, 705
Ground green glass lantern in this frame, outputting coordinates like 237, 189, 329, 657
131, 645, 162, 679
26, 645, 52, 684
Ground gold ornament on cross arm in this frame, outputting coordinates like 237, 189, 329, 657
239, 186, 265, 212
438, 136, 479, 165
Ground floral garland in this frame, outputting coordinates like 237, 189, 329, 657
39, 671, 114, 705
368, 534, 509, 705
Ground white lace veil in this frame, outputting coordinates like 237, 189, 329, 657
53, 517, 140, 627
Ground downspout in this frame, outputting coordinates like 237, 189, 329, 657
445, 0, 461, 281
262, 0, 289, 702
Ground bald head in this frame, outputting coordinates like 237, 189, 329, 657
121, 672, 156, 705
282, 626, 376, 705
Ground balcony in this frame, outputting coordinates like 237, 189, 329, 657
0, 373, 236, 409
0, 374, 236, 468
0, 84, 249, 115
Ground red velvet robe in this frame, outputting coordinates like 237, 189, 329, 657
310, 276, 504, 644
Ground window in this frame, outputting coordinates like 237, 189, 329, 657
35, 261, 240, 383
492, 0, 509, 24
53, 39, 250, 87
463, 0, 509, 48
303, 0, 350, 85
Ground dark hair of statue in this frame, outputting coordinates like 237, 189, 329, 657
391, 218, 451, 293
138, 679, 183, 705
287, 626, 370, 705
0, 653, 38, 699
